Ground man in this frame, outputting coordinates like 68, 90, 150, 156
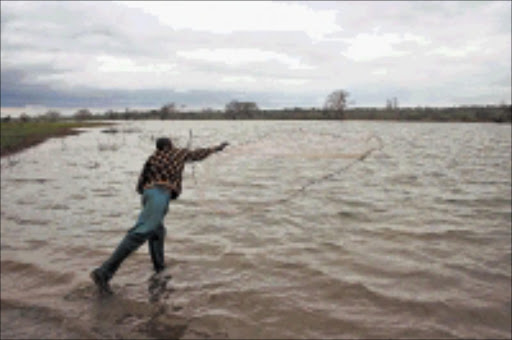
91, 137, 229, 295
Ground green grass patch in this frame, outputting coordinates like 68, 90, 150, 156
1, 120, 112, 157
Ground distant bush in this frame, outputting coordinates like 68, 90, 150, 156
92, 104, 511, 122
20, 113, 31, 122
44, 110, 61, 122
74, 109, 93, 120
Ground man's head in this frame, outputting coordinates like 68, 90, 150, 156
156, 137, 173, 151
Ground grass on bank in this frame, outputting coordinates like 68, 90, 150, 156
0, 120, 112, 157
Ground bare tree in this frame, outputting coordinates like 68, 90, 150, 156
225, 100, 237, 113
225, 100, 259, 118
160, 103, 176, 119
324, 90, 349, 119
386, 97, 399, 110
20, 113, 31, 122
324, 90, 349, 112
44, 110, 61, 121
74, 108, 93, 120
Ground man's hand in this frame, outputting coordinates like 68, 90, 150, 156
216, 142, 229, 152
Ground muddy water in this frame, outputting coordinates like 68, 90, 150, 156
1, 120, 510, 339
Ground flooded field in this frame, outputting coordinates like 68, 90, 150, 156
1, 120, 511, 339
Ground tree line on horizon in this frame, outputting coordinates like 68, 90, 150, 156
2, 90, 511, 123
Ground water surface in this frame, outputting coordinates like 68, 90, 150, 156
1, 120, 510, 339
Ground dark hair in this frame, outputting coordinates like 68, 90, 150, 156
156, 137, 172, 151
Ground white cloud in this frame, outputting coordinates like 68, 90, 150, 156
372, 68, 388, 76
403, 33, 431, 46
96, 55, 176, 73
429, 45, 479, 58
176, 48, 315, 70
341, 32, 430, 62
116, 1, 341, 40
221, 75, 257, 83
1, 1, 510, 108
275, 78, 308, 86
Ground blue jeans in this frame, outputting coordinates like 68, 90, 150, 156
97, 186, 171, 281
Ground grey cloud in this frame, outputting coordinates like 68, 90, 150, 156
1, 68, 70, 107
1, 1, 510, 110
1, 66, 322, 110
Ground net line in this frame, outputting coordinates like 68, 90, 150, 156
186, 128, 384, 216
274, 133, 384, 205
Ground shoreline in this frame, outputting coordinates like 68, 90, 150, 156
0, 121, 114, 158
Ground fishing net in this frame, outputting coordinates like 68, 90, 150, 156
187, 127, 384, 215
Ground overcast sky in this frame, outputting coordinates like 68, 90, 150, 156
1, 1, 511, 115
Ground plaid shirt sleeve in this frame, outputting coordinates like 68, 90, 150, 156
185, 147, 217, 162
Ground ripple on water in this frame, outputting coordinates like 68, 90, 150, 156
15, 198, 38, 205
1, 260, 75, 289
3, 216, 51, 226
337, 209, 372, 222
8, 178, 53, 184
68, 193, 87, 200
39, 204, 70, 210
25, 239, 48, 250
0, 121, 510, 339
90, 187, 118, 197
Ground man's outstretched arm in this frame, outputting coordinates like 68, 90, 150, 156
186, 142, 229, 162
